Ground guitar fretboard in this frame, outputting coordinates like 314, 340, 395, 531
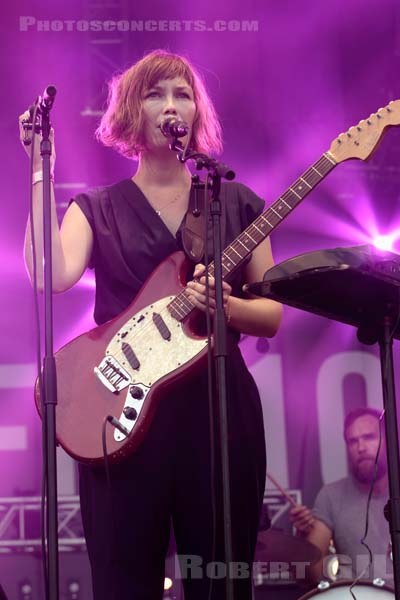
168, 152, 336, 321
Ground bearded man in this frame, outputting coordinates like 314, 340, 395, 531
290, 408, 392, 584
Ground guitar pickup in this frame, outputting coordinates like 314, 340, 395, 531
152, 312, 171, 341
122, 342, 140, 370
94, 356, 131, 393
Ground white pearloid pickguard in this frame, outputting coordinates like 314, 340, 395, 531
98, 296, 208, 441
106, 296, 207, 385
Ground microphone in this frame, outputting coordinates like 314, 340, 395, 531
160, 116, 189, 138
38, 85, 57, 113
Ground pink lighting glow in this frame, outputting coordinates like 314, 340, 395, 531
0, 7, 399, 599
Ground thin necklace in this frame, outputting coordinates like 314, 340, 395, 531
153, 195, 180, 216
132, 175, 190, 216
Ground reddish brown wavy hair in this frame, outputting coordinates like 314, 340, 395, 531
96, 49, 223, 158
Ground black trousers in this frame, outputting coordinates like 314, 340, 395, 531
79, 343, 266, 600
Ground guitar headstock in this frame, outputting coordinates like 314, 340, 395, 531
328, 99, 400, 163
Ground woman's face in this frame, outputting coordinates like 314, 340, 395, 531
140, 77, 196, 152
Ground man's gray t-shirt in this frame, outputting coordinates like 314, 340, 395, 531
313, 477, 392, 582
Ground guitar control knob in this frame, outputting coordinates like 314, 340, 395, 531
130, 386, 144, 400
123, 406, 138, 420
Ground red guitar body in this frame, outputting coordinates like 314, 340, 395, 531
36, 252, 208, 464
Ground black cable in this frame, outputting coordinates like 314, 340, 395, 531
348, 409, 385, 600
101, 417, 113, 491
348, 275, 400, 598
101, 417, 119, 600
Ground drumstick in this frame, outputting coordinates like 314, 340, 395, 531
266, 471, 297, 507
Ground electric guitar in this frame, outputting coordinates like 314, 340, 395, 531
36, 100, 400, 464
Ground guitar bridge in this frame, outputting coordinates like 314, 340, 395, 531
94, 356, 131, 393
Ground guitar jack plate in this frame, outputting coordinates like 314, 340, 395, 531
114, 383, 150, 442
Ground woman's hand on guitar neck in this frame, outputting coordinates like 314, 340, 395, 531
186, 263, 232, 317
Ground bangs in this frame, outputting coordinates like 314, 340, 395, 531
140, 55, 195, 92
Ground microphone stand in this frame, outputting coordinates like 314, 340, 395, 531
359, 318, 400, 596
379, 320, 400, 597
37, 98, 60, 600
171, 140, 236, 599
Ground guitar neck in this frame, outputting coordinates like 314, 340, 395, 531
169, 151, 337, 321
213, 152, 336, 278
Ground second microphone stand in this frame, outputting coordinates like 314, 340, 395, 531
25, 94, 60, 600
172, 140, 236, 599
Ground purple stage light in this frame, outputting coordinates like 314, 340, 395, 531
373, 234, 396, 252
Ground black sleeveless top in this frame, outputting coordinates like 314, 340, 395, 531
73, 179, 264, 326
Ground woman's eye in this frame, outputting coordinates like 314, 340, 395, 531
177, 92, 191, 99
145, 91, 160, 98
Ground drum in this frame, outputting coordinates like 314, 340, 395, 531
298, 580, 394, 599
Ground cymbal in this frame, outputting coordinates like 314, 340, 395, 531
255, 529, 321, 564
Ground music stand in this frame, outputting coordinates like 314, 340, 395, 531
246, 244, 400, 598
